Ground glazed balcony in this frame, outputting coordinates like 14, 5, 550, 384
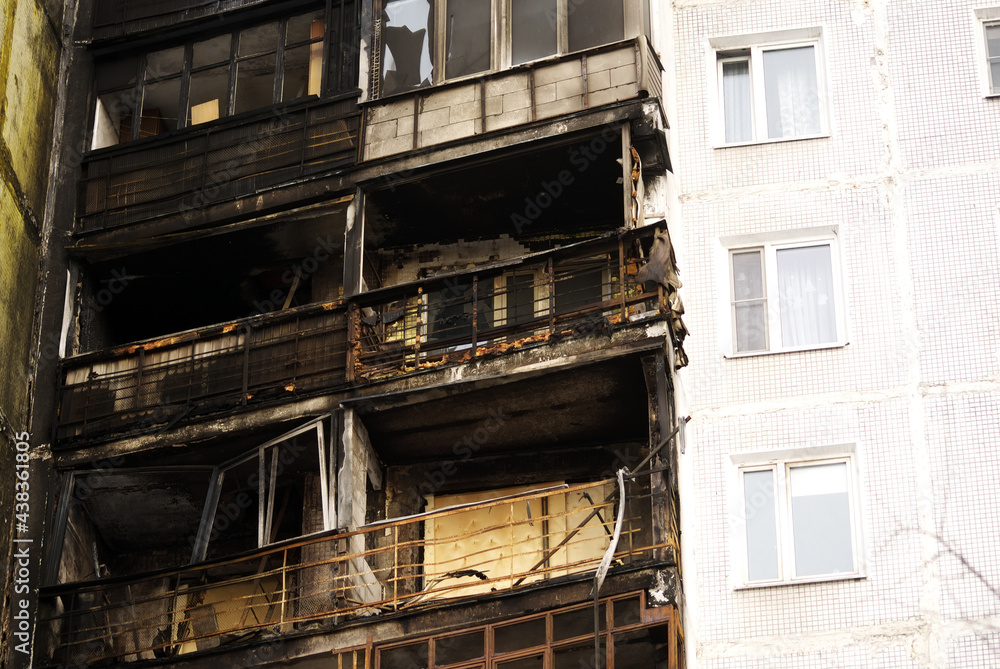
363, 36, 664, 161
77, 94, 361, 234
37, 480, 670, 666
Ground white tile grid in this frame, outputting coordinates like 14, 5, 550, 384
905, 175, 1000, 384
689, 401, 922, 643
700, 645, 918, 669
679, 187, 907, 409
948, 632, 1000, 667
672, 1, 883, 194
888, 0, 1000, 170
926, 393, 1000, 621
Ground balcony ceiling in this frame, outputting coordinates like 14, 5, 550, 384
361, 356, 649, 464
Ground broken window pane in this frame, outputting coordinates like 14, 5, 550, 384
139, 76, 181, 137
207, 457, 260, 560
382, 0, 433, 96
188, 65, 229, 125
511, 0, 557, 66
445, 0, 490, 79
553, 604, 605, 641
235, 54, 277, 114
261, 434, 325, 544
96, 55, 138, 90
93, 89, 140, 149
284, 44, 322, 100
567, 0, 624, 53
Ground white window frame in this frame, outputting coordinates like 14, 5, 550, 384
708, 27, 830, 146
730, 444, 865, 588
974, 8, 1000, 97
718, 226, 847, 357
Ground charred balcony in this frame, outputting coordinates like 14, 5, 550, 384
38, 471, 676, 666
58, 226, 683, 446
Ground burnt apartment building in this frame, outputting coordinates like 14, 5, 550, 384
26, 0, 687, 666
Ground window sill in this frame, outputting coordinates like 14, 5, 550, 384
713, 132, 830, 149
723, 340, 848, 359
735, 572, 866, 591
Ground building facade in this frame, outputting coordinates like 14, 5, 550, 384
24, 0, 687, 668
673, 1, 1000, 667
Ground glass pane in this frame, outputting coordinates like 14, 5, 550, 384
722, 59, 751, 143
445, 0, 491, 79
381, 642, 429, 669
382, 0, 434, 95
991, 59, 1000, 94
743, 469, 778, 581
731, 250, 763, 300
762, 46, 820, 138
568, 0, 624, 53
776, 244, 836, 347
511, 0, 557, 66
734, 302, 767, 352
193, 34, 231, 68
188, 65, 229, 125
613, 596, 641, 628
145, 46, 184, 79
139, 77, 181, 137
240, 21, 279, 56
435, 630, 484, 665
284, 44, 323, 100
554, 604, 605, 641
96, 56, 138, 90
553, 643, 592, 669
613, 628, 662, 667
93, 90, 140, 148
790, 462, 854, 577
497, 654, 543, 669
494, 618, 546, 654
235, 54, 276, 114
987, 24, 1000, 57
287, 10, 325, 45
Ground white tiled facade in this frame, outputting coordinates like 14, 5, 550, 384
669, 1, 1000, 667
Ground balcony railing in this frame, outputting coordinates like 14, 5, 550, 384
38, 480, 665, 666
58, 228, 665, 443
58, 303, 349, 441
349, 229, 662, 382
77, 95, 361, 233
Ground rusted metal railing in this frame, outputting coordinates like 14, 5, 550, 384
349, 228, 662, 382
37, 481, 662, 666
58, 303, 349, 442
77, 95, 361, 233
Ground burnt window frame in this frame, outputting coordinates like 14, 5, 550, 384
376, 0, 648, 98
90, 0, 360, 148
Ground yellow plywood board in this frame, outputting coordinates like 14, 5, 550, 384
190, 99, 220, 125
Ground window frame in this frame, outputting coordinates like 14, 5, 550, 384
709, 28, 830, 147
376, 0, 646, 97
720, 227, 846, 357
89, 0, 358, 149
731, 445, 865, 588
975, 8, 1000, 97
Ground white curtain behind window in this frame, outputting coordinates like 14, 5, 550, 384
763, 46, 820, 138
776, 245, 836, 347
722, 60, 752, 143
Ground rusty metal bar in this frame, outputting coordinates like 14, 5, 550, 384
471, 274, 479, 358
